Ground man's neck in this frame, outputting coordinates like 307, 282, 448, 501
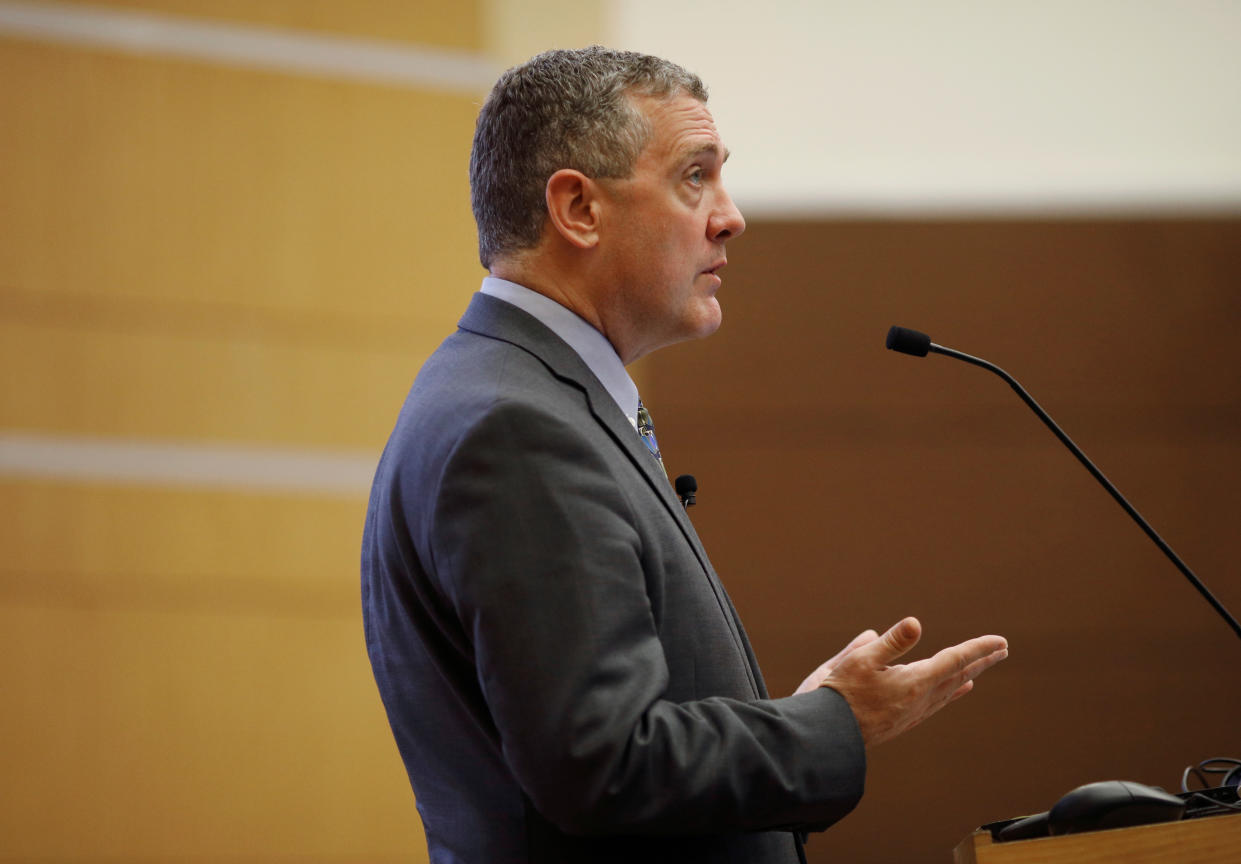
489, 255, 606, 344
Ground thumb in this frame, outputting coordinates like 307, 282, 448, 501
867, 616, 922, 665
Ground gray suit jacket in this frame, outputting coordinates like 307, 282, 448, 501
362, 293, 866, 863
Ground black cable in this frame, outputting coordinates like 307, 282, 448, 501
1200, 757, 1241, 770
1182, 764, 1209, 793
1189, 792, 1241, 812
1181, 757, 1241, 792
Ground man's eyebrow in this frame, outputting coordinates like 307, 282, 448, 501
681, 142, 731, 164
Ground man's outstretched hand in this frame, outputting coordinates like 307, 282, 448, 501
795, 617, 1008, 749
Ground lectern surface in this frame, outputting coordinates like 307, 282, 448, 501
953, 811, 1241, 864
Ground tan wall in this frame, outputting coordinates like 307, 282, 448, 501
641, 218, 1241, 862
1, 1, 614, 859
1, 3, 483, 860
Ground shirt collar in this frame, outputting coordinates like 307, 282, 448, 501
480, 276, 640, 428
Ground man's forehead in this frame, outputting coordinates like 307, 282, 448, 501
637, 94, 730, 162
670, 133, 731, 169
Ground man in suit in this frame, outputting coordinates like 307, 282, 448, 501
362, 47, 1008, 863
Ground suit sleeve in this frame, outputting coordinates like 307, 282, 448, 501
417, 397, 865, 836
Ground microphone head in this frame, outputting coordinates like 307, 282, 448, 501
674, 474, 698, 497
886, 326, 931, 357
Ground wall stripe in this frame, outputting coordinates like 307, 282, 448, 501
0, 0, 498, 92
0, 431, 377, 496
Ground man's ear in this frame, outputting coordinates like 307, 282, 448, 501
545, 169, 601, 249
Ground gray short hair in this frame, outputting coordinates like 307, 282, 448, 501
469, 46, 708, 268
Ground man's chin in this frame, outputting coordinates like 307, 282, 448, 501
691, 299, 723, 339
628, 303, 723, 362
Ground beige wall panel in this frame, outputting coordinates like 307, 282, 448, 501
482, 0, 605, 66
0, 315, 429, 448
0, 479, 428, 859
50, 0, 484, 51
3, 9, 490, 862
0, 38, 484, 325
0, 479, 367, 605
0, 603, 424, 861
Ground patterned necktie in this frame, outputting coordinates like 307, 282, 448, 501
636, 399, 666, 476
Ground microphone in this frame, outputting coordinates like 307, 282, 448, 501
885, 325, 1241, 643
885, 326, 931, 357
674, 474, 697, 508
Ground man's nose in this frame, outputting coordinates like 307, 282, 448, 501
709, 188, 746, 242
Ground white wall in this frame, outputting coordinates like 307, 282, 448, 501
608, 0, 1241, 215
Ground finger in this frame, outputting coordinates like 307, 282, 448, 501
862, 616, 922, 666
944, 678, 975, 704
847, 628, 881, 652
943, 648, 1006, 704
883, 675, 980, 746
963, 646, 1009, 681
927, 646, 1008, 703
934, 669, 989, 714
922, 634, 1008, 680
794, 629, 883, 694
823, 628, 880, 673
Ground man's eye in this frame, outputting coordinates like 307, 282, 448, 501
687, 169, 704, 185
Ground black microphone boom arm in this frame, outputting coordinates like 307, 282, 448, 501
886, 325, 1241, 643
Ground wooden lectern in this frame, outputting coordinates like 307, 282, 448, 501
953, 812, 1241, 863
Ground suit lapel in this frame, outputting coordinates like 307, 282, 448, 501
459, 293, 686, 526
458, 293, 764, 698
